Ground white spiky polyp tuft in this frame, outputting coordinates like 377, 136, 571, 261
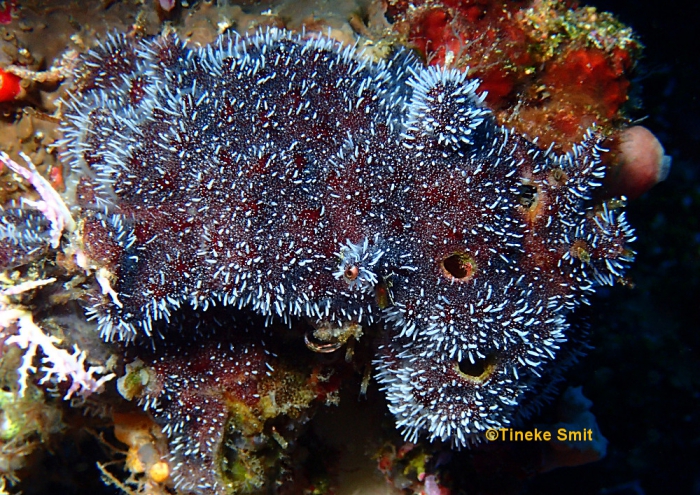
404, 66, 490, 149
333, 237, 385, 294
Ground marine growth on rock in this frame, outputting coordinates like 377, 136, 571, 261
4, 27, 635, 451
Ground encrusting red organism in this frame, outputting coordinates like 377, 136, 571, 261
388, 0, 642, 149
602, 126, 671, 199
0, 68, 21, 102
